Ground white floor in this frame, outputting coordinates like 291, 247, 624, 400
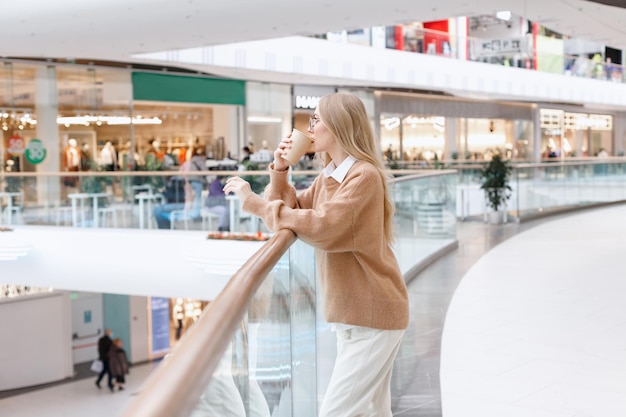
0, 363, 159, 417
440, 205, 626, 417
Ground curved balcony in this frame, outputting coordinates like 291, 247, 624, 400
2, 161, 625, 414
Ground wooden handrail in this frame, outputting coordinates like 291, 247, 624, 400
120, 228, 297, 417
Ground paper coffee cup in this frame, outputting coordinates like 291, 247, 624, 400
281, 128, 313, 165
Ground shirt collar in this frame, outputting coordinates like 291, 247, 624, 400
322, 155, 357, 184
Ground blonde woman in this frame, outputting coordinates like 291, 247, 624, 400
224, 93, 409, 416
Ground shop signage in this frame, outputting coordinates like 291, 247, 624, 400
295, 95, 322, 109
293, 85, 336, 110
473, 36, 529, 57
565, 113, 612, 130
542, 109, 613, 131
7, 135, 25, 155
25, 139, 47, 164
540, 109, 563, 129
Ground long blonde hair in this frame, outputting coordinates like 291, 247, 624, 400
318, 93, 395, 244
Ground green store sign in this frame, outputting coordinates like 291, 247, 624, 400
25, 139, 47, 164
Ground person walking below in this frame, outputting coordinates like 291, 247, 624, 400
95, 328, 113, 391
108, 338, 129, 392
224, 93, 409, 416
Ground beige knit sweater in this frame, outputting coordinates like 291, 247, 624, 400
242, 161, 409, 330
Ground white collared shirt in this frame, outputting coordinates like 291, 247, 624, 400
322, 155, 357, 184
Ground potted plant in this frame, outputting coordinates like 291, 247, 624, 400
480, 154, 512, 224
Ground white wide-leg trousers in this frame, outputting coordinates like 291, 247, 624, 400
319, 326, 405, 417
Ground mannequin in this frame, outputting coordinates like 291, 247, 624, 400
119, 141, 144, 170
173, 298, 184, 340
63, 138, 81, 187
185, 138, 194, 162
65, 138, 81, 171
100, 141, 118, 171
80, 143, 92, 171
118, 141, 130, 170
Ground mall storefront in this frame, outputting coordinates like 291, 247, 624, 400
539, 107, 614, 158
0, 61, 246, 176
3, 60, 619, 179
375, 91, 622, 163
376, 91, 537, 163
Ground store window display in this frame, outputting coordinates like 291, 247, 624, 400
80, 142, 93, 171
171, 298, 205, 342
118, 142, 144, 170
99, 141, 118, 171
540, 109, 613, 158
63, 138, 82, 187
173, 298, 185, 340
65, 138, 81, 171
147, 139, 165, 162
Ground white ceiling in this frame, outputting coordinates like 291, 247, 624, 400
3, 0, 626, 64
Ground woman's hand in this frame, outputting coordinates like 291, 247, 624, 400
273, 132, 293, 172
223, 177, 253, 201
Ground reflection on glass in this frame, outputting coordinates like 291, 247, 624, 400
191, 241, 317, 417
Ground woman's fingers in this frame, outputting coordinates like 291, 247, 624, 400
277, 138, 292, 151
223, 176, 253, 198
223, 176, 241, 193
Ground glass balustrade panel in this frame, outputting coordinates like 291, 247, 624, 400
189, 239, 317, 417
391, 173, 457, 276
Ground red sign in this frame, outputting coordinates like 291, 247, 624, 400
7, 135, 25, 154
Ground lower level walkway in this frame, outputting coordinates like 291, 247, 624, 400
439, 205, 626, 417
1, 205, 623, 416
393, 204, 626, 417
392, 211, 537, 416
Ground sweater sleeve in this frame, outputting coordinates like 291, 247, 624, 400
244, 166, 381, 253
262, 164, 298, 208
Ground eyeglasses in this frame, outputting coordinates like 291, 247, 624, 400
309, 115, 321, 130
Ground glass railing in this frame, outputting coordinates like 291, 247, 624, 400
186, 237, 317, 417
2, 161, 624, 229
454, 159, 626, 221
0, 170, 262, 232
391, 171, 458, 276
6, 161, 621, 415
113, 169, 458, 416
1, 168, 458, 278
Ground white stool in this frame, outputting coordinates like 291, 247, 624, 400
98, 208, 118, 227
3, 206, 23, 225
55, 207, 73, 226
201, 209, 220, 231
169, 210, 192, 230
97, 204, 128, 228
2, 192, 24, 225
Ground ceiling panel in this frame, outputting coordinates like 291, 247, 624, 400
2, 0, 626, 65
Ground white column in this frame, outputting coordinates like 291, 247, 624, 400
612, 112, 626, 156
35, 65, 60, 204
212, 105, 242, 160
444, 117, 458, 160
455, 17, 468, 61
532, 106, 542, 162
